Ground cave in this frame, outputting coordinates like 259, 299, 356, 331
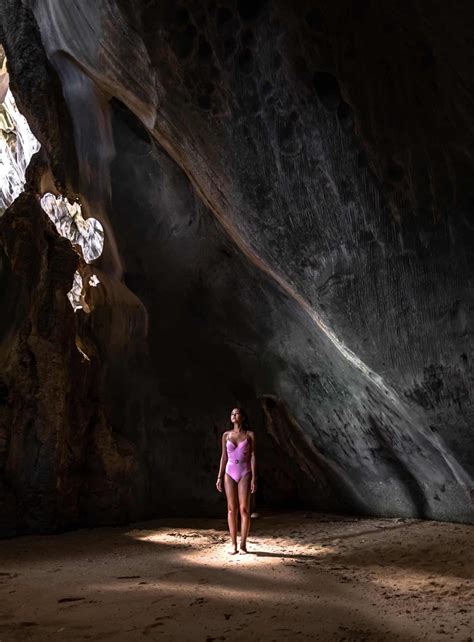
0, 1, 473, 639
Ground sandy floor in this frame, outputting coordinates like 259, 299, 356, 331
0, 512, 472, 641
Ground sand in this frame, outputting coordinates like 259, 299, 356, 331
0, 512, 472, 641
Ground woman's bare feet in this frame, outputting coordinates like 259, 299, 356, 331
239, 544, 248, 554
228, 545, 238, 555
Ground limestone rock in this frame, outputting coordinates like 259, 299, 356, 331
0, 0, 473, 531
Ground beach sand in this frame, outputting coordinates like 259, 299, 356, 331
0, 512, 472, 641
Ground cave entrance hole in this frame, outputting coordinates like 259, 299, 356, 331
1, 47, 104, 312
0, 47, 40, 213
40, 193, 104, 311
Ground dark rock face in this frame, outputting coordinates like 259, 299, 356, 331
0, 0, 473, 533
0, 192, 145, 535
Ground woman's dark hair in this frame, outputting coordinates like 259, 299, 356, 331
229, 407, 250, 430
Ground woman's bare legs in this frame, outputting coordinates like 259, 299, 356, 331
224, 473, 239, 554
238, 473, 251, 553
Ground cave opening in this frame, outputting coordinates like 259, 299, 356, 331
40, 192, 103, 311
0, 47, 40, 213
1, 59, 103, 323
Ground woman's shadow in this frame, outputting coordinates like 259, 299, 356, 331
248, 551, 321, 560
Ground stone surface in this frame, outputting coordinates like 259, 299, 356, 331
0, 0, 473, 533
0, 192, 144, 535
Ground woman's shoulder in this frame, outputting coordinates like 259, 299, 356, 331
246, 429, 255, 439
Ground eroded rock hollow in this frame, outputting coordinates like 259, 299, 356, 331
0, 0, 473, 535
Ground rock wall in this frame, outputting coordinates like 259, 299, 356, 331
0, 0, 473, 533
0, 190, 145, 535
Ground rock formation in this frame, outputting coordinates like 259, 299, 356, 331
0, 0, 473, 534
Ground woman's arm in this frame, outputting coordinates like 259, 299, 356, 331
216, 431, 228, 492
249, 431, 257, 494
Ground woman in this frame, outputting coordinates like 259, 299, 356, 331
216, 408, 257, 554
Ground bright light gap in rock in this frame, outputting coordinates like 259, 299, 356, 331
40, 194, 104, 312
0, 48, 103, 312
0, 49, 40, 214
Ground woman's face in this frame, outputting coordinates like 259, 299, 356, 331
230, 408, 241, 425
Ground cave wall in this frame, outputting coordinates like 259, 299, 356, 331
0, 0, 473, 533
0, 191, 146, 535
102, 100, 340, 515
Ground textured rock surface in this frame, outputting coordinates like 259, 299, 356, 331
0, 191, 145, 535
0, 0, 473, 532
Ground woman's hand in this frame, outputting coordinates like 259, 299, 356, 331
251, 477, 257, 494
216, 477, 223, 492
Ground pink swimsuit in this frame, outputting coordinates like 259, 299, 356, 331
225, 437, 251, 483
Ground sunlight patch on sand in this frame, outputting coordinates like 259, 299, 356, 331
85, 577, 344, 604
125, 528, 338, 567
